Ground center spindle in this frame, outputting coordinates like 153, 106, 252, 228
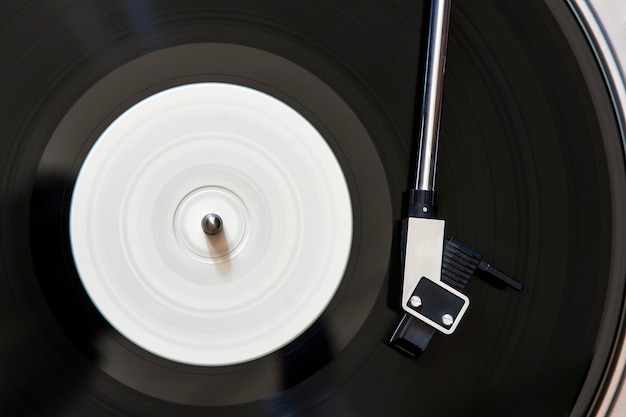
202, 213, 223, 235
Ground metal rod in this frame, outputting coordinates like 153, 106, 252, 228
414, 0, 452, 191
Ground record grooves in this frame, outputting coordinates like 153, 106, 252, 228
1, 1, 625, 416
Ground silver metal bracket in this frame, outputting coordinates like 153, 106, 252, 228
401, 217, 470, 334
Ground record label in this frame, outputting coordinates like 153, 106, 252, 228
69, 82, 353, 366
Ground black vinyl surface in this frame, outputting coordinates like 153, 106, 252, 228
1, 0, 625, 416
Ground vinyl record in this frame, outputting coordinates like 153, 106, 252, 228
0, 0, 625, 416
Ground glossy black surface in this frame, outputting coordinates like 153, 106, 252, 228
0, 0, 625, 416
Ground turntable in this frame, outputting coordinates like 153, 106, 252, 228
0, 1, 625, 415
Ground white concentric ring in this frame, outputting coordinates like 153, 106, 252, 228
70, 83, 352, 366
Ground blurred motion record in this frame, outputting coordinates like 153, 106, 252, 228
0, 0, 625, 416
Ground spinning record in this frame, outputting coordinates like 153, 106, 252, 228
0, 0, 625, 416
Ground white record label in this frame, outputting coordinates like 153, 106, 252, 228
70, 83, 353, 366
